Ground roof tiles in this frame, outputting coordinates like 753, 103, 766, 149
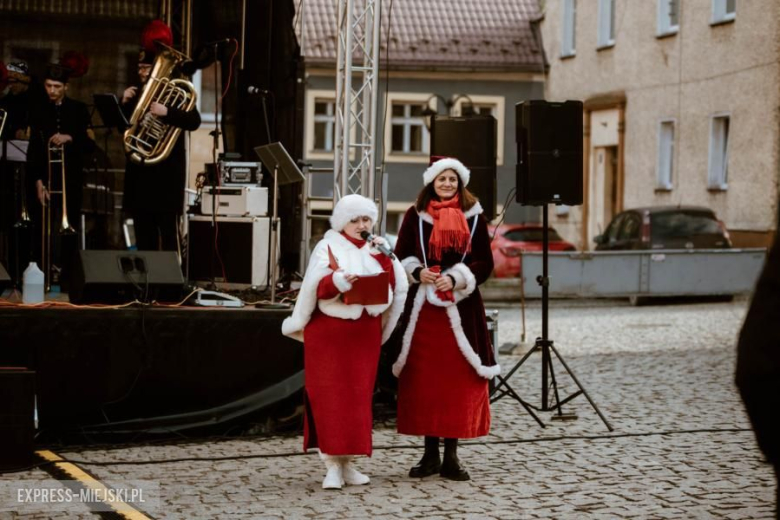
298, 0, 545, 72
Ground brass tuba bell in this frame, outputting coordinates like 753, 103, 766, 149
123, 44, 197, 165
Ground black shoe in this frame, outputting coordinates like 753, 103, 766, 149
439, 460, 470, 481
408, 455, 441, 478
441, 438, 470, 481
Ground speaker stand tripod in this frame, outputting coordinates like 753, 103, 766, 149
490, 204, 613, 432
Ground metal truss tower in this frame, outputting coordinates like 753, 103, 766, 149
332, 0, 383, 202
160, 0, 192, 54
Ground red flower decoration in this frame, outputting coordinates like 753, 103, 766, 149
142, 20, 173, 52
60, 51, 89, 78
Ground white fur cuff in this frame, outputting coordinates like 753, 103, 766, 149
332, 271, 353, 293
444, 263, 477, 300
401, 256, 423, 283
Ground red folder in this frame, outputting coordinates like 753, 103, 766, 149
328, 246, 389, 305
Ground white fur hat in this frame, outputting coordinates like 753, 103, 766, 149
329, 194, 378, 232
423, 156, 471, 187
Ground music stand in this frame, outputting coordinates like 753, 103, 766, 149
254, 142, 304, 303
92, 94, 129, 131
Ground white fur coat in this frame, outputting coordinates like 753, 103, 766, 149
282, 230, 409, 344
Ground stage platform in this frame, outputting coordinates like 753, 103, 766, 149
0, 300, 303, 439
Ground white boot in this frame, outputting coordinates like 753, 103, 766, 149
340, 456, 370, 486
320, 453, 345, 490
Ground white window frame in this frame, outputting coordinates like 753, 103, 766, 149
304, 89, 357, 160
656, 119, 675, 190
561, 0, 577, 57
708, 113, 730, 190
711, 0, 736, 25
451, 95, 506, 166
597, 0, 616, 49
657, 0, 680, 36
313, 100, 335, 152
384, 92, 435, 164
304, 89, 335, 160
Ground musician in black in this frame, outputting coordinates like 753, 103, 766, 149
27, 64, 94, 278
0, 61, 39, 140
122, 48, 201, 253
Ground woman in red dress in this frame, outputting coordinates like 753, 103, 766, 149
393, 157, 499, 481
283, 194, 408, 489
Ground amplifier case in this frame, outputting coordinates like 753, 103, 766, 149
200, 186, 269, 217
187, 215, 276, 289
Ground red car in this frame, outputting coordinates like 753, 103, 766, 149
489, 224, 577, 278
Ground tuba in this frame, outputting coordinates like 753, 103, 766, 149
123, 44, 197, 165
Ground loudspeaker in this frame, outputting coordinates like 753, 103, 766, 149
69, 250, 185, 304
0, 369, 35, 470
516, 100, 583, 206
431, 115, 497, 220
187, 215, 273, 289
0, 262, 10, 293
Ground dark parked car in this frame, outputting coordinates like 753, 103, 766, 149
489, 224, 577, 278
594, 206, 732, 251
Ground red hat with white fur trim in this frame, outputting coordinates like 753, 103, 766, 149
423, 156, 470, 187
329, 194, 379, 232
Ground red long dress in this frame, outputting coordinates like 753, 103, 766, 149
394, 205, 496, 439
396, 302, 491, 438
303, 236, 394, 455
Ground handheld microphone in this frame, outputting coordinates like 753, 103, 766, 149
247, 85, 271, 96
360, 231, 396, 260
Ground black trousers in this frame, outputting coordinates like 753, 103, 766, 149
132, 212, 179, 252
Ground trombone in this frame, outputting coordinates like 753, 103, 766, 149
41, 142, 75, 291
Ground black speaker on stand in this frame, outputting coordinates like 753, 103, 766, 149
516, 100, 584, 206
431, 115, 497, 220
491, 100, 613, 432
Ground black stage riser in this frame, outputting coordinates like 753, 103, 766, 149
0, 307, 302, 433
0, 370, 35, 469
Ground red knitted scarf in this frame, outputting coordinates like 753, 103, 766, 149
426, 194, 471, 260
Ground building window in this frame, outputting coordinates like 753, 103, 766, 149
712, 0, 736, 24
452, 94, 506, 166
561, 0, 576, 57
597, 0, 616, 48
708, 114, 730, 190
391, 103, 427, 154
305, 89, 344, 160
313, 100, 335, 152
657, 120, 675, 190
384, 93, 433, 163
657, 0, 679, 36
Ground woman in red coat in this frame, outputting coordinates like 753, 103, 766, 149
283, 194, 408, 489
393, 157, 499, 481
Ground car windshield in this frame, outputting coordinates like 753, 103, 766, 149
503, 228, 564, 242
651, 211, 722, 239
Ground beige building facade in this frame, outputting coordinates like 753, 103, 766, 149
539, 0, 780, 249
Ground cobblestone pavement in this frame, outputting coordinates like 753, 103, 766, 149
2, 298, 777, 519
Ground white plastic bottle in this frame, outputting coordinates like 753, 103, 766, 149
22, 262, 45, 304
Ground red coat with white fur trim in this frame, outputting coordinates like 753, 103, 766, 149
393, 203, 499, 379
282, 229, 409, 344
